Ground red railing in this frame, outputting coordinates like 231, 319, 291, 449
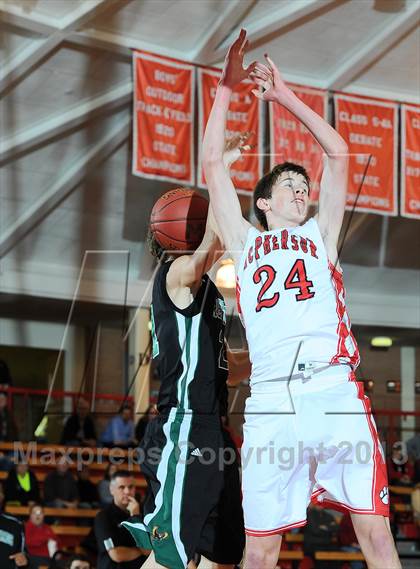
1, 386, 134, 441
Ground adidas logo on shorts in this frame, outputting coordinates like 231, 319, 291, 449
191, 448, 202, 457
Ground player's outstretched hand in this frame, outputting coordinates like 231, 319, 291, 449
223, 131, 255, 168
220, 29, 257, 89
250, 54, 291, 103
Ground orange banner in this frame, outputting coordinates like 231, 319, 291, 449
132, 52, 195, 184
270, 87, 327, 202
197, 68, 262, 192
334, 94, 398, 215
401, 105, 420, 219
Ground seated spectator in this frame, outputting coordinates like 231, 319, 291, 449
134, 405, 157, 445
77, 466, 99, 508
60, 398, 96, 447
407, 433, 420, 462
338, 511, 363, 569
4, 461, 40, 506
0, 360, 12, 386
0, 482, 33, 568
388, 442, 415, 486
303, 503, 340, 569
0, 392, 18, 472
65, 554, 91, 569
44, 458, 79, 509
101, 405, 135, 448
25, 504, 58, 568
98, 463, 118, 507
406, 433, 420, 484
94, 470, 147, 568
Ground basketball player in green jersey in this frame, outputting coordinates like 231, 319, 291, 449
123, 139, 250, 569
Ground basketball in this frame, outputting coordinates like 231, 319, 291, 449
150, 188, 209, 251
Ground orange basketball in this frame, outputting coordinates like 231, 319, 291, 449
150, 188, 209, 251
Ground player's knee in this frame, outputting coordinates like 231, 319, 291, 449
366, 525, 394, 555
246, 544, 278, 568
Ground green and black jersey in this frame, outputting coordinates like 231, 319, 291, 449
151, 260, 229, 416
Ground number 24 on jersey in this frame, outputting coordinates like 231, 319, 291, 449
253, 259, 315, 312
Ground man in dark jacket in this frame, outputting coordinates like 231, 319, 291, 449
60, 398, 96, 447
303, 503, 340, 569
0, 392, 17, 442
44, 458, 79, 508
0, 482, 34, 568
94, 470, 148, 569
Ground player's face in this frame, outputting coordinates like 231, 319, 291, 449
110, 476, 136, 509
269, 171, 309, 225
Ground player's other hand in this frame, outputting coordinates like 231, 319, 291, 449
220, 29, 257, 88
250, 54, 292, 103
126, 495, 140, 517
223, 131, 255, 168
9, 552, 29, 567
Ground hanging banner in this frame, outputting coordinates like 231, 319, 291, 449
334, 94, 398, 215
270, 86, 327, 202
132, 51, 195, 185
401, 104, 420, 219
197, 68, 263, 192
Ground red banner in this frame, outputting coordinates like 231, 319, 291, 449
334, 94, 398, 215
197, 68, 262, 192
401, 105, 420, 219
270, 86, 327, 202
132, 52, 195, 184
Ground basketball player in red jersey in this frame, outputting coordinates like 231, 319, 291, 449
202, 30, 400, 569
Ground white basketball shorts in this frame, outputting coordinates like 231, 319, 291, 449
241, 367, 389, 537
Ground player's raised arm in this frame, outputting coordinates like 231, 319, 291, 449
166, 204, 222, 295
251, 55, 348, 261
202, 29, 255, 254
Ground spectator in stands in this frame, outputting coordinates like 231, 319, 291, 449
407, 433, 420, 461
65, 554, 91, 569
25, 504, 58, 568
338, 511, 364, 569
98, 464, 118, 507
303, 503, 340, 569
94, 469, 148, 568
406, 433, 420, 484
0, 391, 18, 442
0, 360, 12, 386
60, 399, 97, 447
77, 466, 99, 508
4, 461, 40, 506
0, 482, 34, 568
134, 405, 157, 445
388, 442, 415, 486
44, 458, 79, 509
0, 392, 18, 472
100, 406, 135, 448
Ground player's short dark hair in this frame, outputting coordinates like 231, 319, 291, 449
110, 469, 134, 482
147, 227, 164, 259
253, 162, 311, 230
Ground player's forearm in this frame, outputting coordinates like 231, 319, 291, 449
275, 89, 348, 158
194, 237, 223, 278
109, 546, 146, 562
202, 84, 232, 164
227, 349, 251, 385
